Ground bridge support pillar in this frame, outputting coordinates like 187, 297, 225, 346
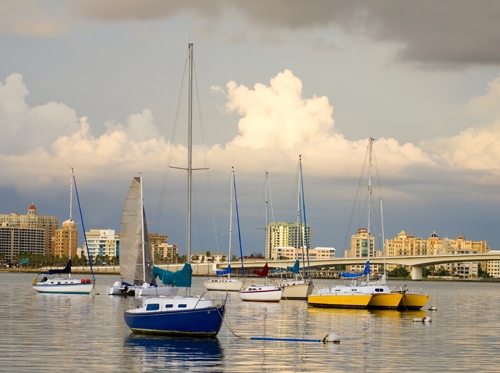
411, 266, 423, 280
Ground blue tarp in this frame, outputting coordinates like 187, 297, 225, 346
339, 261, 370, 278
152, 263, 192, 288
287, 260, 300, 274
216, 264, 232, 276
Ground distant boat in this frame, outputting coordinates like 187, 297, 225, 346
32, 168, 95, 294
124, 43, 226, 337
276, 156, 313, 300
204, 168, 244, 292
239, 263, 283, 302
107, 176, 178, 297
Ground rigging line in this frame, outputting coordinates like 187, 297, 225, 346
341, 143, 370, 254
153, 48, 189, 235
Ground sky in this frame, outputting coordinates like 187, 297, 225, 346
2, 1, 500, 258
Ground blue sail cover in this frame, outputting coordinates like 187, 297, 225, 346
339, 261, 370, 278
39, 259, 71, 275
152, 264, 192, 288
216, 264, 232, 276
287, 260, 300, 274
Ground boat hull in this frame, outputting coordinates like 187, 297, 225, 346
204, 279, 243, 292
280, 280, 314, 300
307, 294, 373, 308
367, 293, 403, 309
239, 286, 283, 302
398, 293, 429, 310
124, 306, 225, 337
33, 278, 93, 294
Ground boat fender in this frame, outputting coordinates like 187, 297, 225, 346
413, 317, 432, 323
32, 278, 36, 285
81, 279, 85, 283
323, 334, 340, 343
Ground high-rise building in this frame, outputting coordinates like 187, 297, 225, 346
54, 219, 78, 258
0, 226, 45, 261
0, 204, 58, 255
265, 222, 311, 260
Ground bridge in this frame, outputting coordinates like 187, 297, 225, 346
202, 252, 500, 280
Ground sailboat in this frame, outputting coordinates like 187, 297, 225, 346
277, 155, 314, 300
124, 43, 226, 337
239, 263, 283, 302
32, 168, 95, 294
308, 138, 402, 308
204, 167, 244, 291
107, 176, 178, 297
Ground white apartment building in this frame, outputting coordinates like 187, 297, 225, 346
271, 246, 335, 261
83, 229, 118, 262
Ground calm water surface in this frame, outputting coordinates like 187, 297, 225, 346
1, 273, 500, 372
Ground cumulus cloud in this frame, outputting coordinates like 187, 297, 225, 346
4, 69, 500, 194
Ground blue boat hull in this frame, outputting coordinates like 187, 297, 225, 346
124, 306, 226, 337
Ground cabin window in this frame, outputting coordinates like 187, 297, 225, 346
165, 304, 173, 309
178, 304, 187, 308
146, 304, 160, 311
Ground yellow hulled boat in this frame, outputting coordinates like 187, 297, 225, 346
367, 292, 403, 309
308, 292, 372, 309
398, 293, 430, 310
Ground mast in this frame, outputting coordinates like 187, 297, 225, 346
296, 156, 302, 274
140, 176, 146, 283
228, 168, 234, 280
380, 197, 387, 283
187, 43, 193, 296
366, 138, 374, 283
299, 155, 310, 277
69, 168, 73, 278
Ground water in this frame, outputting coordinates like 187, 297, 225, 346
1, 273, 500, 372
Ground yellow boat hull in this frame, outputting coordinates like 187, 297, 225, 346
308, 294, 372, 309
367, 293, 403, 309
398, 294, 430, 310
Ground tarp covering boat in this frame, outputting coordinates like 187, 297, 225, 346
253, 263, 269, 277
216, 264, 232, 276
339, 261, 370, 278
39, 259, 72, 275
287, 260, 300, 274
153, 264, 192, 288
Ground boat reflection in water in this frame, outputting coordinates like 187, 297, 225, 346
124, 335, 223, 370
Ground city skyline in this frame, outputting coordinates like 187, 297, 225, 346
2, 2, 500, 257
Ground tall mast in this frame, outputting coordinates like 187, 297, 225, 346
366, 138, 374, 283
187, 43, 193, 296
228, 168, 234, 279
69, 168, 73, 278
140, 176, 146, 283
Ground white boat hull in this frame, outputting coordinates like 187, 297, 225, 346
204, 278, 243, 291
108, 281, 178, 297
239, 285, 283, 302
33, 277, 93, 294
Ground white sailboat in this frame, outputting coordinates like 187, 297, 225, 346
108, 176, 178, 297
32, 168, 94, 294
239, 263, 283, 302
204, 167, 244, 291
277, 155, 314, 300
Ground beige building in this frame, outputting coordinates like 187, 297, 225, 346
344, 228, 380, 272
54, 219, 78, 258
149, 233, 178, 263
385, 230, 488, 278
271, 246, 335, 261
0, 204, 58, 254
